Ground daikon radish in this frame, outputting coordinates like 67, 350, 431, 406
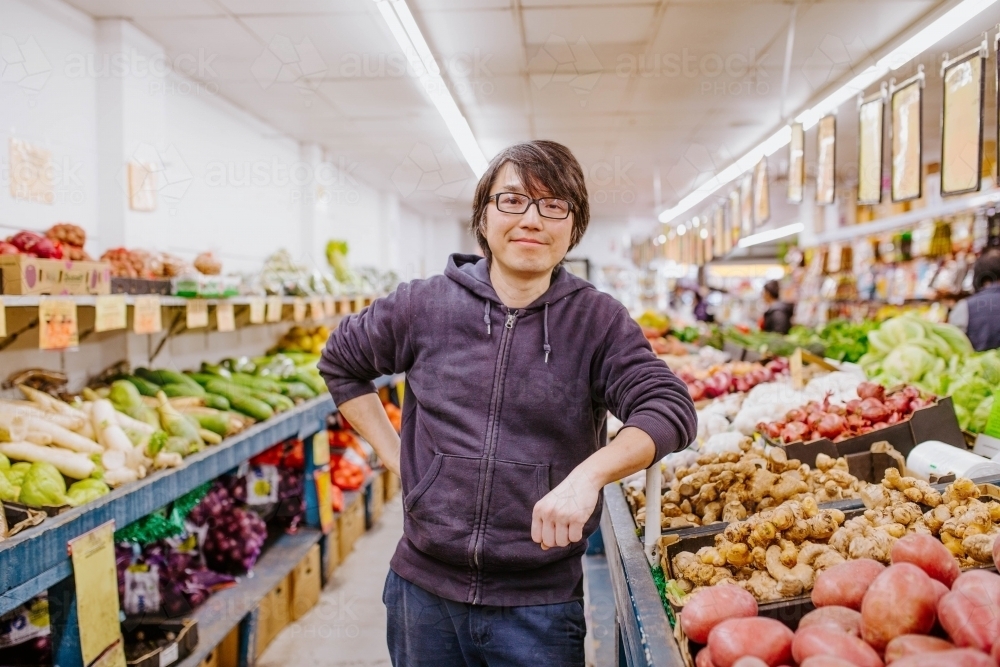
24, 418, 102, 455
104, 467, 138, 487
0, 401, 84, 431
91, 400, 133, 453
102, 450, 126, 470
24, 431, 53, 446
153, 452, 183, 469
113, 410, 156, 436
18, 385, 87, 420
0, 442, 95, 479
0, 413, 29, 442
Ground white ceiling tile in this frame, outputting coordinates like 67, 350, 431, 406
419, 8, 523, 76
522, 6, 658, 45
216, 0, 369, 15
63, 0, 223, 18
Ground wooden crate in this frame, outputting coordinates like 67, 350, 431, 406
366, 473, 385, 528
256, 574, 292, 655
323, 521, 340, 582
337, 493, 365, 560
384, 471, 400, 501
198, 645, 219, 667
290, 544, 322, 621
217, 627, 239, 667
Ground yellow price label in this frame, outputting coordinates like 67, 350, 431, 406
186, 299, 208, 329
69, 521, 124, 667
293, 298, 306, 322
133, 296, 162, 334
38, 298, 79, 349
216, 301, 235, 332
314, 468, 335, 534
266, 295, 283, 322
94, 295, 126, 332
0, 297, 6, 338
249, 297, 266, 324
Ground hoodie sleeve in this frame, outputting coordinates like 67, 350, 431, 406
593, 306, 696, 464
318, 283, 414, 405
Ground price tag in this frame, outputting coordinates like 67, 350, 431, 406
158, 641, 179, 667
790, 348, 804, 390
185, 299, 208, 329
324, 296, 336, 317
266, 296, 283, 322
123, 564, 161, 615
249, 297, 266, 324
310, 298, 324, 321
245, 465, 280, 505
338, 299, 350, 315
94, 295, 126, 332
293, 298, 306, 322
314, 468, 335, 534
0, 297, 6, 338
69, 521, 124, 667
353, 296, 365, 312
38, 298, 78, 350
133, 296, 162, 334
216, 301, 235, 332
312, 431, 330, 467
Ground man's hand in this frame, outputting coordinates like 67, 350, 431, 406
531, 470, 601, 550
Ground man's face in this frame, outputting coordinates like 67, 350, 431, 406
484, 162, 574, 277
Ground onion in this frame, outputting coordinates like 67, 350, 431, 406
781, 421, 809, 444
845, 399, 862, 413
806, 412, 825, 430
857, 382, 885, 401
910, 397, 933, 410
787, 408, 808, 423
859, 398, 890, 422
901, 385, 920, 400
817, 413, 847, 440
885, 394, 910, 414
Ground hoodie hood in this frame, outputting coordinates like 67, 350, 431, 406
444, 253, 592, 311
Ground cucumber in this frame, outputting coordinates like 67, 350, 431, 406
291, 371, 326, 395
190, 411, 230, 436
203, 394, 230, 411
250, 390, 294, 412
230, 373, 283, 394
162, 383, 206, 398
185, 372, 218, 387
136, 368, 201, 390
279, 381, 316, 400
203, 380, 274, 421
125, 375, 161, 397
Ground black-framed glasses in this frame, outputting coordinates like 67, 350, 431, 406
491, 192, 572, 220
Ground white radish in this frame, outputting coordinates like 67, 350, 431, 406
90, 400, 133, 454
104, 467, 139, 487
0, 413, 29, 442
153, 452, 183, 469
0, 401, 84, 431
102, 450, 126, 470
0, 442, 95, 479
24, 418, 102, 455
18, 385, 88, 421
24, 431, 53, 446
113, 410, 156, 436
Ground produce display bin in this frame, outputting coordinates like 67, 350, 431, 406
338, 489, 366, 560
110, 277, 172, 295
0, 255, 111, 295
290, 544, 322, 621
123, 618, 199, 667
256, 574, 292, 655
384, 470, 400, 501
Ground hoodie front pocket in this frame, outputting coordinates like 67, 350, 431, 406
403, 453, 483, 567
482, 460, 565, 572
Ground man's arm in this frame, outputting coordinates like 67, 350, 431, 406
338, 394, 401, 477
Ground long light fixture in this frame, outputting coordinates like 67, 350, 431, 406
658, 0, 999, 224
738, 222, 804, 248
375, 0, 488, 177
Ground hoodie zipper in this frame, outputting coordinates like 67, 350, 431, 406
468, 307, 518, 604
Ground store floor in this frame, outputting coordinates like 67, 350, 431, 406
259, 497, 616, 666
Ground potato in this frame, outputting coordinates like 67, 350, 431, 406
860, 564, 938, 651
952, 569, 1000, 601
732, 658, 768, 667
938, 587, 1000, 651
800, 658, 857, 667
889, 649, 998, 667
884, 635, 955, 663
993, 636, 1000, 664
791, 626, 883, 667
812, 559, 885, 610
890, 534, 960, 587
929, 578, 949, 603
797, 606, 861, 636
696, 647, 716, 667
682, 584, 758, 644
708, 617, 794, 667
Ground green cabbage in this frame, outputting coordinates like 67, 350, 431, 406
930, 321, 974, 357
951, 377, 993, 414
880, 316, 926, 346
955, 404, 972, 432
880, 343, 937, 383
972, 396, 995, 433
0, 470, 19, 502
7, 462, 31, 487
0, 453, 9, 472
66, 479, 110, 507
18, 462, 68, 507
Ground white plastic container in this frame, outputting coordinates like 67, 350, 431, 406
907, 440, 1000, 481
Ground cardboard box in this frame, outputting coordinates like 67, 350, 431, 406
123, 619, 198, 667
217, 627, 239, 667
110, 277, 172, 295
0, 255, 111, 295
256, 574, 292, 655
338, 493, 365, 559
323, 521, 340, 582
366, 473, 385, 529
290, 544, 322, 621
198, 645, 219, 667
384, 470, 400, 501
777, 397, 964, 464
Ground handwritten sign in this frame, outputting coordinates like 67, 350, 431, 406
94, 295, 126, 332
310, 298, 324, 321
249, 297, 266, 324
266, 296, 283, 323
38, 298, 78, 349
133, 296, 162, 334
314, 468, 335, 534
216, 301, 235, 332
312, 431, 330, 467
69, 522, 124, 667
324, 296, 336, 318
186, 299, 208, 329
293, 298, 306, 323
0, 297, 6, 337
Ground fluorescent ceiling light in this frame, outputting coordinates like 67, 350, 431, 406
738, 223, 804, 248
376, 0, 488, 177
659, 0, 999, 224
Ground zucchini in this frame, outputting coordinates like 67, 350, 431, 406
203, 394, 230, 411
291, 371, 326, 395
279, 381, 316, 400
162, 383, 206, 398
125, 375, 161, 397
250, 390, 294, 412
230, 373, 283, 394
136, 368, 201, 390
189, 411, 229, 436
203, 380, 274, 421
185, 372, 218, 387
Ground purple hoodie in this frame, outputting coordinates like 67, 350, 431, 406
319, 254, 696, 606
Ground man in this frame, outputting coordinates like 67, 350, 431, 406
318, 140, 696, 666
949, 248, 1000, 351
761, 279, 793, 334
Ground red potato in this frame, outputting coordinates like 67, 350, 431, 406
929, 577, 949, 603
994, 532, 1000, 571
993, 636, 1000, 663
696, 647, 716, 667
791, 626, 883, 667
682, 584, 759, 644
890, 534, 960, 587
732, 658, 768, 667
800, 659, 857, 667
860, 563, 938, 651
889, 649, 997, 667
937, 587, 1000, 652
707, 617, 794, 667
952, 569, 1000, 601
812, 559, 885, 610
884, 635, 955, 663
797, 606, 862, 636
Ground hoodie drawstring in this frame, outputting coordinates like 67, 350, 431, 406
543, 302, 551, 364
484, 301, 491, 335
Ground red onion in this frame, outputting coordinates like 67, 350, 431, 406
885, 394, 911, 414
761, 422, 783, 440
786, 408, 808, 423
887, 412, 901, 425
688, 380, 706, 402
901, 386, 920, 400
857, 382, 886, 401
845, 399, 862, 413
910, 397, 933, 410
859, 398, 890, 422
817, 413, 847, 440
806, 412, 825, 430
781, 421, 810, 444
846, 414, 865, 431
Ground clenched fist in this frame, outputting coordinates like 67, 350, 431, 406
531, 471, 601, 550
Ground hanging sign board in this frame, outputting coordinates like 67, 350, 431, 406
216, 301, 235, 332
186, 299, 208, 329
266, 296, 283, 323
310, 298, 324, 321
249, 297, 266, 324
94, 295, 126, 332
68, 521, 126, 667
293, 298, 306, 323
133, 296, 162, 334
38, 298, 78, 350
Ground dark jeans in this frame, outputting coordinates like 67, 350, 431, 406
383, 569, 586, 667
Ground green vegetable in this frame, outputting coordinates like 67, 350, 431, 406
230, 372, 283, 394
0, 453, 9, 472
0, 471, 19, 502
250, 390, 294, 412
164, 436, 199, 456
7, 462, 31, 487
109, 380, 145, 411
202, 380, 275, 421
136, 368, 201, 391
162, 383, 206, 398
279, 381, 316, 400
185, 372, 219, 387
155, 392, 204, 449
125, 375, 161, 397
203, 394, 230, 411
66, 479, 110, 507
18, 461, 68, 507
973, 396, 995, 434
146, 431, 169, 457
291, 370, 326, 395
187, 410, 230, 436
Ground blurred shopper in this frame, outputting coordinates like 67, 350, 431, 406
761, 279, 793, 334
319, 140, 696, 667
949, 248, 1000, 351
693, 289, 714, 323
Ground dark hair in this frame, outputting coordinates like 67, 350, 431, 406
764, 280, 780, 300
974, 249, 1000, 291
470, 140, 590, 263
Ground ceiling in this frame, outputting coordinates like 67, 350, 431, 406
63, 0, 958, 230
